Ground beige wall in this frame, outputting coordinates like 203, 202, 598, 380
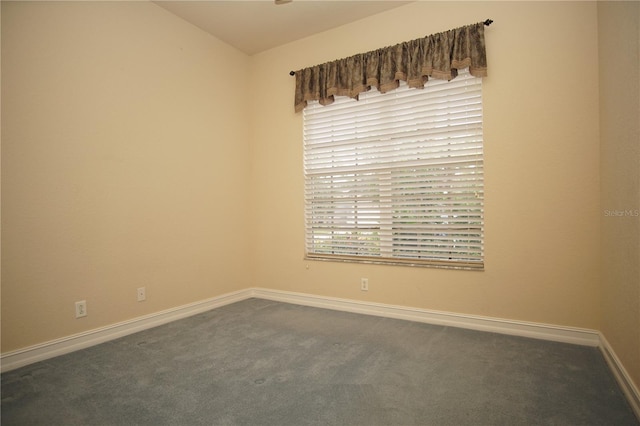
598, 1, 640, 393
250, 1, 602, 328
1, 1, 251, 351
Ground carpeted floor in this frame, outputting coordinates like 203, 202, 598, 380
1, 298, 638, 425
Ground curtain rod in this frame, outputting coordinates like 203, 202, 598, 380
289, 19, 493, 76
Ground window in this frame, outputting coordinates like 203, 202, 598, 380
303, 68, 484, 270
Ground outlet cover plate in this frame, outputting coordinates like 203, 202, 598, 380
361, 278, 369, 291
75, 300, 87, 318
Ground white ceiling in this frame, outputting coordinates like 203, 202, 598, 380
153, 0, 413, 56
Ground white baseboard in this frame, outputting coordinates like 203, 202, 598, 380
599, 333, 640, 421
3, 287, 636, 418
249, 288, 601, 347
1, 287, 601, 373
0, 288, 252, 373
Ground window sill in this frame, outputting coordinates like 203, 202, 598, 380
304, 254, 484, 271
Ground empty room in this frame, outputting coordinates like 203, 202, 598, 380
1, 0, 639, 424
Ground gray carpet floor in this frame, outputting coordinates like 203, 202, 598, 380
1, 298, 638, 425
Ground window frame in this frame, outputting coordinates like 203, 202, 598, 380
303, 69, 485, 270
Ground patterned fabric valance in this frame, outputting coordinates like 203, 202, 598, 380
294, 22, 488, 112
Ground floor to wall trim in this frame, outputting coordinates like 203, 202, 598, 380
2, 286, 638, 420
599, 333, 640, 421
250, 288, 601, 347
0, 287, 602, 372
0, 288, 252, 373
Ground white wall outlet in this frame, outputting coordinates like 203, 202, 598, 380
361, 278, 369, 291
75, 300, 87, 318
137, 286, 146, 302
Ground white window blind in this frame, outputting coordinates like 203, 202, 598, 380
303, 68, 484, 270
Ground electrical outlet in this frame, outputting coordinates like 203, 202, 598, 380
137, 287, 146, 302
361, 278, 369, 291
75, 300, 87, 318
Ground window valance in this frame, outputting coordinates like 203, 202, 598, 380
294, 22, 488, 112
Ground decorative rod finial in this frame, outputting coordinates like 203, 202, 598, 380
484, 19, 493, 26
289, 71, 296, 76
